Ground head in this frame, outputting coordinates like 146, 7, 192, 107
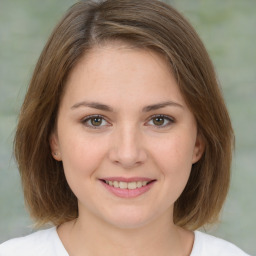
15, 0, 233, 230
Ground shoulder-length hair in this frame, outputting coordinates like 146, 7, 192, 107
14, 0, 233, 230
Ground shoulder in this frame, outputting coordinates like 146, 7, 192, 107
0, 227, 68, 256
191, 231, 251, 256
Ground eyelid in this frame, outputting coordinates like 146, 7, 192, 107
81, 114, 174, 129
81, 114, 111, 129
145, 114, 175, 128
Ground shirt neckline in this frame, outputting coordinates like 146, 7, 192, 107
53, 226, 199, 256
52, 227, 69, 256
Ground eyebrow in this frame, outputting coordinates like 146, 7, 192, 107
71, 101, 114, 111
71, 100, 183, 112
142, 101, 183, 112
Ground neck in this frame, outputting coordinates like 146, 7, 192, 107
58, 210, 194, 256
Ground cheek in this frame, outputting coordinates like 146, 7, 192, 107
159, 138, 195, 205
152, 133, 195, 167
151, 133, 195, 188
59, 134, 109, 202
59, 132, 108, 178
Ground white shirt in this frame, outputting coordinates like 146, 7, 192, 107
0, 227, 250, 256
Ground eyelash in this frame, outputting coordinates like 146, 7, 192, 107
146, 114, 175, 128
81, 114, 175, 129
81, 115, 110, 129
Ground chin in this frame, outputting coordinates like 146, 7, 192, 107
101, 208, 158, 230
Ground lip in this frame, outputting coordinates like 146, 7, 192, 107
99, 177, 156, 198
101, 176, 153, 182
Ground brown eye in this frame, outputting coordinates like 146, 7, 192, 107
152, 116, 165, 126
82, 115, 109, 129
147, 115, 174, 128
91, 117, 103, 126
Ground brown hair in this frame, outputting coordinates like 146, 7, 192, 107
14, 0, 233, 230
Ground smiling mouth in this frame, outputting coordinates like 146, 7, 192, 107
100, 179, 156, 190
99, 178, 156, 198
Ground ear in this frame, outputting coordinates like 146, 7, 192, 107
49, 132, 62, 161
192, 132, 205, 164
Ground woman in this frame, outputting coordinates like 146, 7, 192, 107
0, 0, 250, 255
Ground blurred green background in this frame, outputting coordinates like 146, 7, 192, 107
0, 0, 255, 254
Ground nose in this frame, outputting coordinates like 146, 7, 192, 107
108, 125, 147, 169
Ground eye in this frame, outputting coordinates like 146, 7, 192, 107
82, 115, 110, 129
146, 115, 174, 128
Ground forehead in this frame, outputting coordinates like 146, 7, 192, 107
62, 42, 185, 109
68, 40, 173, 80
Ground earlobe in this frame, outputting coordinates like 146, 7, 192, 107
192, 133, 205, 164
49, 132, 62, 161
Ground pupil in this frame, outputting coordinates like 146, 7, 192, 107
92, 117, 102, 126
153, 117, 164, 126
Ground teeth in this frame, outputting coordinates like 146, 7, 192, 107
119, 181, 128, 189
105, 180, 150, 189
137, 181, 142, 188
128, 182, 136, 189
113, 181, 119, 188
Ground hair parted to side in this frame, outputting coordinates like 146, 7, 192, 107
14, 0, 234, 230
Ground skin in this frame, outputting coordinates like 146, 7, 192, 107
50, 42, 205, 256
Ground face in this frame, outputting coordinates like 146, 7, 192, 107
50, 42, 204, 229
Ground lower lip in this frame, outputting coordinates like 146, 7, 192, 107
100, 180, 155, 198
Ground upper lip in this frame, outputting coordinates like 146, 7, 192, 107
100, 177, 155, 182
